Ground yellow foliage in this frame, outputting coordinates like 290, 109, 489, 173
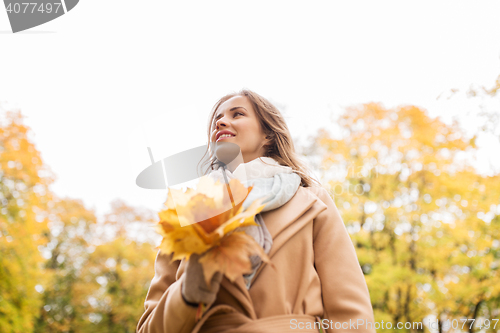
314, 102, 500, 329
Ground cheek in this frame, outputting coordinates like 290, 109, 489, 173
232, 117, 265, 149
237, 121, 261, 141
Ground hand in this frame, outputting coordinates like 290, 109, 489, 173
181, 253, 223, 307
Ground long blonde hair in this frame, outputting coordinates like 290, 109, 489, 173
200, 89, 320, 188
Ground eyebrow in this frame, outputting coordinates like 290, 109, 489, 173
214, 107, 247, 122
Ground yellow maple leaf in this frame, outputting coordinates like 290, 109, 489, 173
199, 231, 273, 286
157, 175, 269, 274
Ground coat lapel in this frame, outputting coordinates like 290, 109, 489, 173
261, 186, 321, 245
251, 186, 327, 282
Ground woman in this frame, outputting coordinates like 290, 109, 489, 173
137, 89, 376, 333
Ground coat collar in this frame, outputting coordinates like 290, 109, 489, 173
176, 186, 328, 319
223, 186, 327, 319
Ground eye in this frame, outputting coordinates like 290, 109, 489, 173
213, 112, 244, 127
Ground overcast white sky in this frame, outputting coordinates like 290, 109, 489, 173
1, 0, 499, 219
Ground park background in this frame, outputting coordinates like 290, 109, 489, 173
1, 1, 500, 332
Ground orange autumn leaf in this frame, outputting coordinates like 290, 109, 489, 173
198, 231, 273, 286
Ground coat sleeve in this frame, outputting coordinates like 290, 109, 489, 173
312, 187, 376, 333
136, 250, 199, 333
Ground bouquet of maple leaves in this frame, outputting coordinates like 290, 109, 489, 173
156, 175, 273, 320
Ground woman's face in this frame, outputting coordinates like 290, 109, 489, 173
210, 95, 269, 164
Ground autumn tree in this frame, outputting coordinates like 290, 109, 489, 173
0, 107, 55, 333
34, 197, 97, 333
1, 105, 158, 333
33, 198, 158, 333
306, 102, 500, 332
71, 199, 157, 333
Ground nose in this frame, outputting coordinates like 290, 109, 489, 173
216, 116, 229, 130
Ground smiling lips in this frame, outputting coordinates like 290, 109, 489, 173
217, 133, 235, 142
216, 131, 236, 142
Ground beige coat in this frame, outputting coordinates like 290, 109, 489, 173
137, 185, 376, 333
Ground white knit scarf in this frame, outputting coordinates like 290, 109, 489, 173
208, 157, 302, 289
